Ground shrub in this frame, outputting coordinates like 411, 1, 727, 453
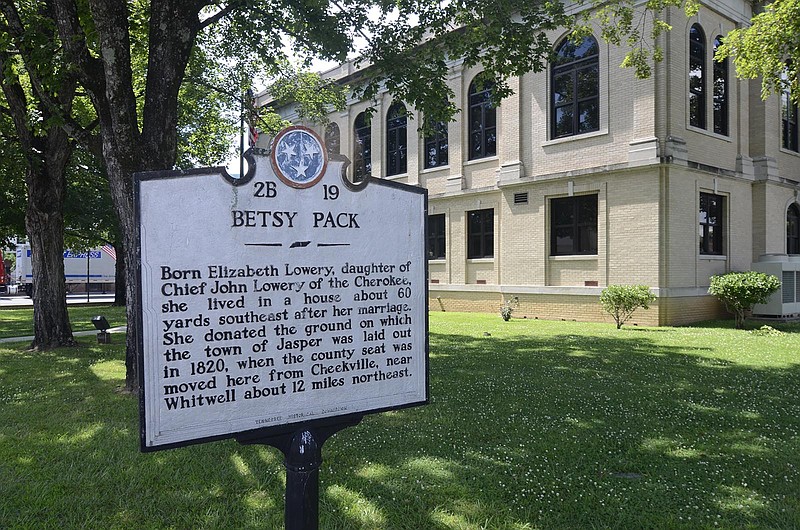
708, 271, 781, 329
599, 285, 657, 329
500, 297, 518, 321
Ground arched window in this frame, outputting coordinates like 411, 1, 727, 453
551, 35, 599, 139
324, 122, 340, 156
713, 36, 728, 136
782, 65, 799, 152
468, 77, 496, 160
386, 102, 408, 176
788, 203, 800, 255
689, 24, 706, 129
353, 112, 371, 182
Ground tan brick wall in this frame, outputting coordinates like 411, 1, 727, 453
429, 289, 728, 326
658, 295, 729, 326
665, 10, 745, 174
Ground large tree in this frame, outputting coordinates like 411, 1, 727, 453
0, 2, 81, 349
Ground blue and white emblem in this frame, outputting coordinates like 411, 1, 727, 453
270, 126, 328, 189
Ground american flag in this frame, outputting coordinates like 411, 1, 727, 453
101, 244, 116, 261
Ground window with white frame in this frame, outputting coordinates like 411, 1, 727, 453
467, 208, 494, 258
551, 35, 600, 139
468, 77, 497, 160
699, 192, 724, 255
689, 24, 707, 130
550, 194, 598, 256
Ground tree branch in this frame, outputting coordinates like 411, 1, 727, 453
198, 2, 242, 30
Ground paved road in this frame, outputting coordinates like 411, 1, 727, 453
0, 293, 117, 308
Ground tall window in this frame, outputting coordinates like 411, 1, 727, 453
551, 35, 600, 139
713, 36, 729, 136
689, 24, 707, 129
353, 112, 371, 182
782, 66, 799, 152
468, 77, 496, 160
386, 102, 408, 176
699, 192, 724, 255
428, 214, 446, 259
788, 204, 800, 255
424, 121, 449, 169
325, 122, 340, 156
550, 195, 598, 256
467, 209, 494, 259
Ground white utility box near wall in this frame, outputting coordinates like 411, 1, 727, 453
752, 254, 800, 318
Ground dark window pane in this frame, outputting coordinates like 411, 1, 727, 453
485, 129, 496, 157
689, 93, 704, 129
553, 201, 573, 225
578, 101, 599, 132
553, 73, 573, 104
577, 66, 598, 99
579, 226, 598, 254
555, 107, 573, 137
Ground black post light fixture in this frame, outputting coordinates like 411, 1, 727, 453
92, 315, 111, 344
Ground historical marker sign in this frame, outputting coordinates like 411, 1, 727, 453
136, 126, 428, 450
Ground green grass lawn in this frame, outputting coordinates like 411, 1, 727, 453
1, 313, 799, 529
0, 304, 127, 339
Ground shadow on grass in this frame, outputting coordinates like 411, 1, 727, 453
1, 325, 799, 529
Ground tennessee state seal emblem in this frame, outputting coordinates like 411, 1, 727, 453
270, 126, 328, 189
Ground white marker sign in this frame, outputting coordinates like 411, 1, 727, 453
136, 126, 428, 450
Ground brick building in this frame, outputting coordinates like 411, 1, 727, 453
263, 0, 800, 325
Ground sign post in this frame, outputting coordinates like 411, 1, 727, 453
135, 126, 428, 527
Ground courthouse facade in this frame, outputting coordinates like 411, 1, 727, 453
264, 0, 800, 325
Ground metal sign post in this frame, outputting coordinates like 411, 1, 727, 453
236, 415, 362, 529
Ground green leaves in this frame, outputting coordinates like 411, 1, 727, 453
599, 284, 657, 329
708, 271, 782, 329
715, 0, 800, 103
574, 0, 698, 80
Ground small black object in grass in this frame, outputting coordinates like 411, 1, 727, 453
92, 315, 111, 344
611, 472, 643, 479
483, 332, 491, 337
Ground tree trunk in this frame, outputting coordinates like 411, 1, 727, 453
24, 140, 76, 350
113, 241, 126, 306
25, 200, 75, 349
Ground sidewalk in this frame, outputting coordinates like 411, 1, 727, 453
0, 293, 116, 308
0, 326, 127, 344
